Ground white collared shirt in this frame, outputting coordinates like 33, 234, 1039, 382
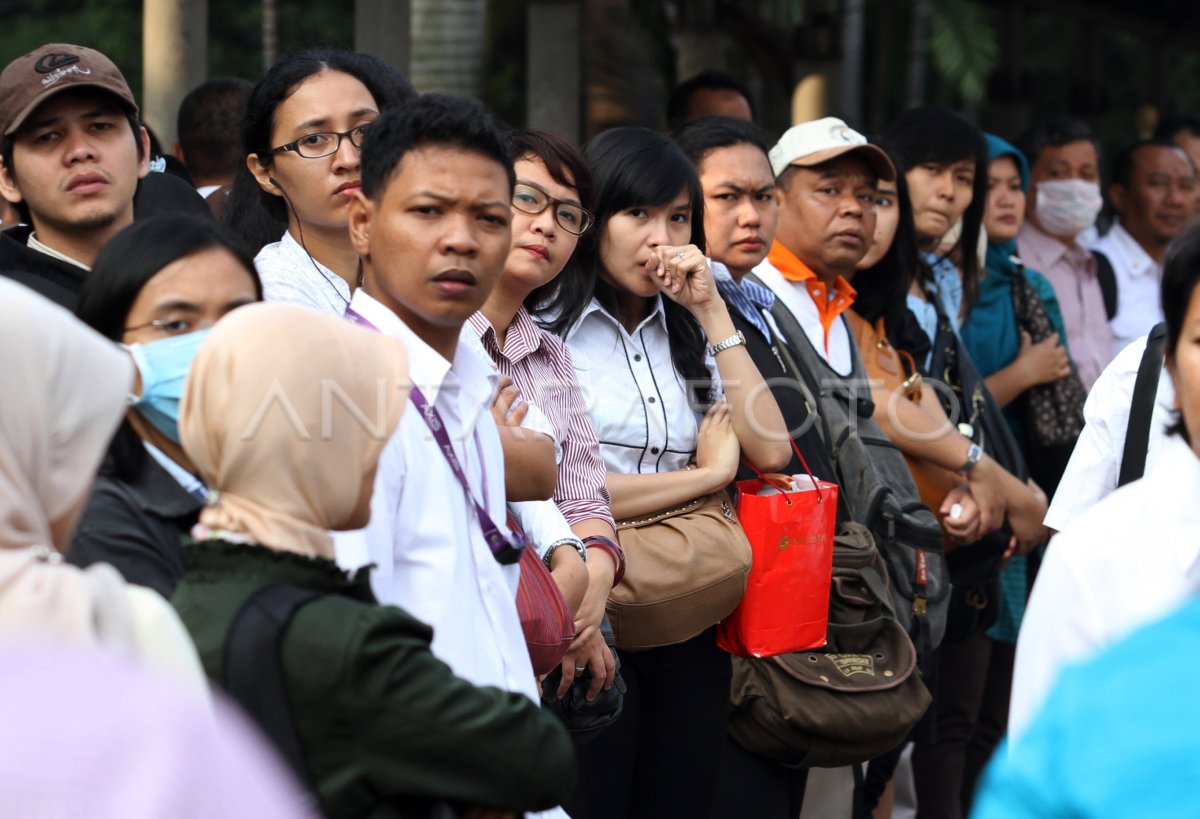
332, 289, 538, 702
751, 256, 854, 376
564, 296, 720, 476
1010, 435, 1200, 743
256, 231, 352, 317
1044, 332, 1176, 533
1088, 223, 1162, 357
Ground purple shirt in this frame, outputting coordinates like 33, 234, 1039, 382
1017, 220, 1114, 390
470, 307, 615, 530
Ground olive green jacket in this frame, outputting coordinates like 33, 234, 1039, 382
173, 541, 575, 819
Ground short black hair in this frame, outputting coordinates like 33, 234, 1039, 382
1161, 223, 1200, 443
1154, 116, 1200, 143
666, 70, 754, 131
77, 213, 260, 340
672, 115, 770, 169
1015, 116, 1100, 169
176, 77, 253, 182
1111, 139, 1192, 189
360, 94, 515, 201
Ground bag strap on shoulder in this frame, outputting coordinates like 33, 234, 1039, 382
1093, 250, 1119, 322
223, 583, 324, 788
1118, 321, 1168, 487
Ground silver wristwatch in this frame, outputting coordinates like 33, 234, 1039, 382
543, 537, 587, 570
958, 442, 983, 476
706, 331, 746, 358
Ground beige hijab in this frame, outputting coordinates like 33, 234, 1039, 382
0, 279, 139, 648
180, 303, 409, 559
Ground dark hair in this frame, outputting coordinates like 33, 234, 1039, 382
882, 106, 988, 314
1161, 223, 1200, 442
3, 88, 144, 224
176, 77, 253, 183
852, 139, 927, 332
1111, 138, 1194, 190
1154, 116, 1200, 143
667, 70, 755, 132
75, 214, 261, 482
536, 126, 710, 404
1015, 116, 1100, 169
78, 214, 261, 338
223, 48, 417, 253
507, 129, 594, 310
360, 94, 515, 201
672, 115, 771, 167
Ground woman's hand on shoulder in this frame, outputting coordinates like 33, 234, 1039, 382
648, 244, 721, 318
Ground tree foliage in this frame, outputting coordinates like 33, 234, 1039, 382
927, 0, 998, 103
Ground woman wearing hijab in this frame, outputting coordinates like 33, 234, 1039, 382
0, 279, 203, 689
171, 303, 575, 818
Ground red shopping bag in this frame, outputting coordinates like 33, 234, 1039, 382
717, 442, 837, 658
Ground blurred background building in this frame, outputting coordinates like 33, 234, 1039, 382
2, 0, 1197, 162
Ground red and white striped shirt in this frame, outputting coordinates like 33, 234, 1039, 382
470, 307, 614, 529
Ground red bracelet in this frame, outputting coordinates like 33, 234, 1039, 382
583, 535, 626, 585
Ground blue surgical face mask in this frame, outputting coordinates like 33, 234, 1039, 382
123, 329, 212, 442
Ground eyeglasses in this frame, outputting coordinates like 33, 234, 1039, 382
268, 124, 370, 159
511, 183, 594, 235
124, 318, 215, 337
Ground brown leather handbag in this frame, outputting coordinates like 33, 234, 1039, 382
847, 312, 963, 547
608, 490, 752, 651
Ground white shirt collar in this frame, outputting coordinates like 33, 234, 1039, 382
566, 294, 668, 342
1146, 435, 1200, 574
27, 233, 89, 270
349, 289, 499, 407
143, 442, 207, 499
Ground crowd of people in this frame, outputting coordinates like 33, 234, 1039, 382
2, 39, 1199, 819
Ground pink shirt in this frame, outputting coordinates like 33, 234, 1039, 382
470, 307, 614, 529
1017, 220, 1114, 390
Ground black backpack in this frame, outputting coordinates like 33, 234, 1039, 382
1118, 322, 1168, 486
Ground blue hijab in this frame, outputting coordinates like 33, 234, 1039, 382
961, 134, 1067, 383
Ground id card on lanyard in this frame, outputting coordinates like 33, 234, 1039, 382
346, 306, 527, 565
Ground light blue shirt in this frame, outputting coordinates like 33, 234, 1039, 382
973, 592, 1200, 818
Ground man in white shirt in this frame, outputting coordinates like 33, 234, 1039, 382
334, 95, 541, 701
1089, 140, 1195, 355
1043, 331, 1175, 533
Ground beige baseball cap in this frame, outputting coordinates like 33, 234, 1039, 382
769, 116, 895, 182
0, 43, 138, 136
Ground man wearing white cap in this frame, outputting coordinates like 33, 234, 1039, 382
0, 43, 150, 308
750, 116, 895, 374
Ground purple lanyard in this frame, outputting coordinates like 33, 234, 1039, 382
347, 306, 527, 565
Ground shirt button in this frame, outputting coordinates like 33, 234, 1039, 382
634, 354, 643, 362
648, 396, 657, 404
651, 447, 660, 454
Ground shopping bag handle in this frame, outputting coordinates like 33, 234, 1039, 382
743, 439, 825, 506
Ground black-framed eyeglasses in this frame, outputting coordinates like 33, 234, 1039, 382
268, 124, 371, 159
123, 317, 214, 337
511, 183, 594, 236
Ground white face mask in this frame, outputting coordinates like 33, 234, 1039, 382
1034, 178, 1103, 239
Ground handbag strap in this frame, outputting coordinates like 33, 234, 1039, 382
346, 306, 526, 566
743, 438, 828, 506
1118, 321, 1168, 487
